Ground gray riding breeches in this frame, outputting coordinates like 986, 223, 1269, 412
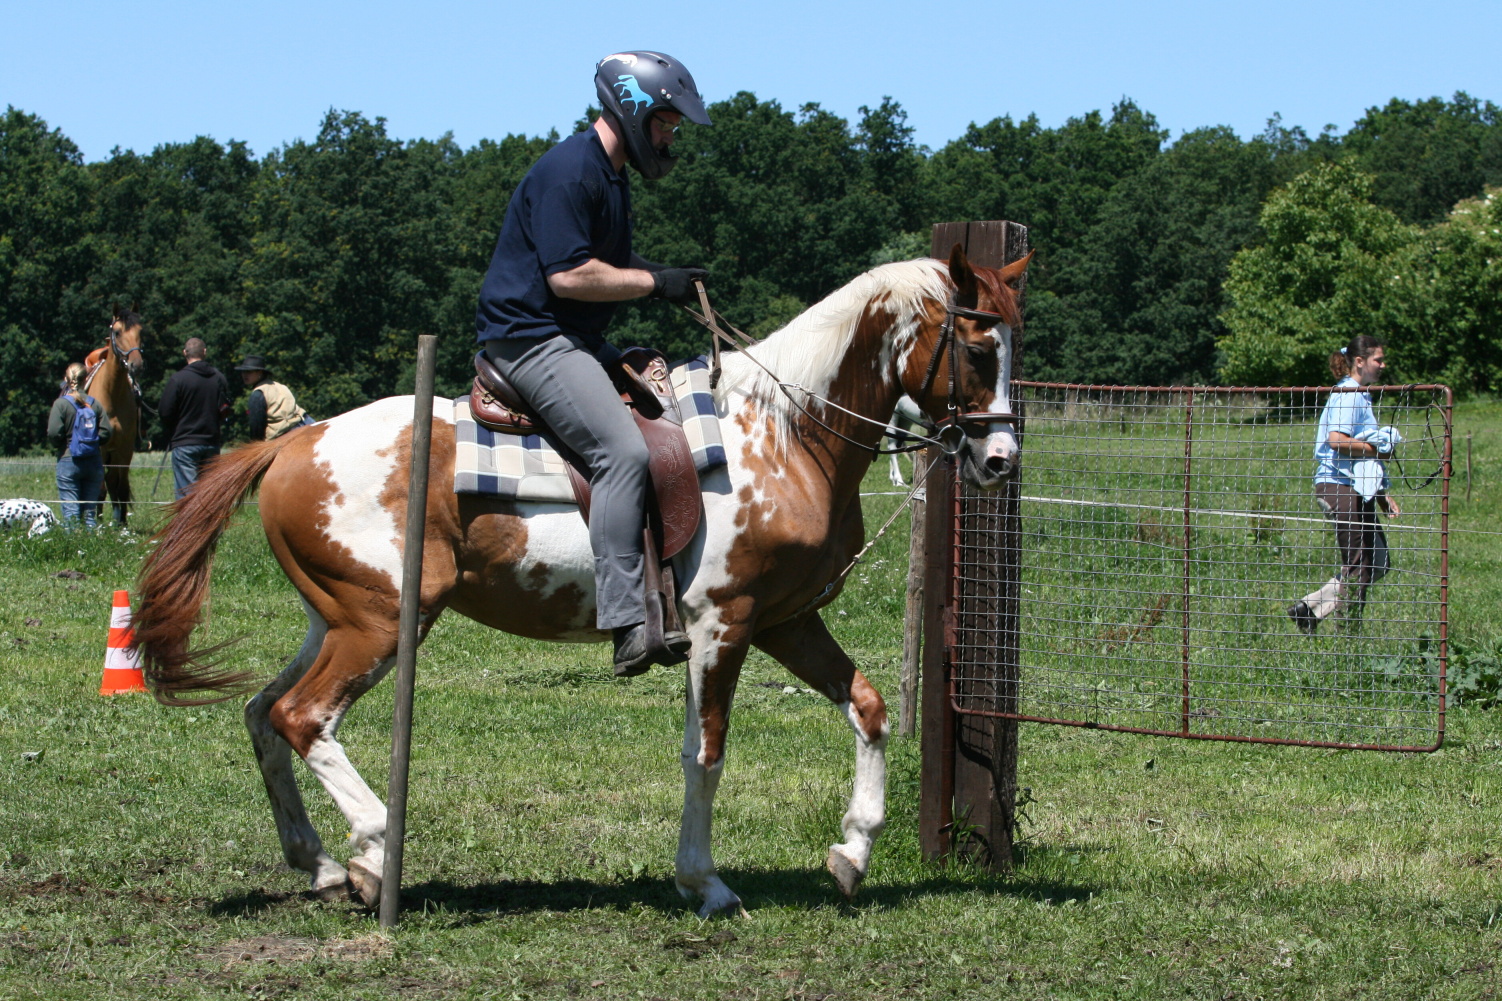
483, 333, 649, 630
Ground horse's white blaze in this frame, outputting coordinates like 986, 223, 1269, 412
982, 324, 1020, 468
312, 397, 411, 588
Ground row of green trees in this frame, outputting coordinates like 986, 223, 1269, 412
2, 92, 1500, 453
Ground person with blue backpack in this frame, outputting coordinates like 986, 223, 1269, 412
47, 362, 113, 526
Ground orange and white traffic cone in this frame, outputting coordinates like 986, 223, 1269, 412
100, 589, 147, 695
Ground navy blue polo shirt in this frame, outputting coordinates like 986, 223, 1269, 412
475, 128, 633, 343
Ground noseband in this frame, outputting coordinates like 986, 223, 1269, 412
914, 301, 1022, 455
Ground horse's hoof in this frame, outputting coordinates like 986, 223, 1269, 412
826, 846, 863, 900
695, 894, 744, 919
347, 857, 383, 909
313, 880, 354, 904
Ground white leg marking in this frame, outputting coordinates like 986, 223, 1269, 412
674, 658, 743, 918
827, 700, 888, 898
299, 653, 397, 906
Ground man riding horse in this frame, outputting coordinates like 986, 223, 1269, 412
475, 51, 713, 678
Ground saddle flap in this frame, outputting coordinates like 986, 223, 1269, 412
636, 410, 701, 558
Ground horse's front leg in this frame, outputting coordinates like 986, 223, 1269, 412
676, 622, 751, 917
754, 612, 888, 899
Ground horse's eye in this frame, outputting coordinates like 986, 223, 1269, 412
965, 343, 991, 363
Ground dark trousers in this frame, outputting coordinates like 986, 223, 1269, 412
1302, 481, 1390, 625
484, 334, 649, 630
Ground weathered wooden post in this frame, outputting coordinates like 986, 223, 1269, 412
919, 221, 1028, 866
898, 450, 927, 738
380, 334, 438, 928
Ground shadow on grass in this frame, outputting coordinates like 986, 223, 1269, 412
343, 866, 1103, 923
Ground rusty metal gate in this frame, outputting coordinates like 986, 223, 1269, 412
947, 383, 1452, 753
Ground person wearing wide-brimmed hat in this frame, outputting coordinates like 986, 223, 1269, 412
235, 355, 309, 441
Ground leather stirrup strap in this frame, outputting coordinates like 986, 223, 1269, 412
641, 526, 668, 661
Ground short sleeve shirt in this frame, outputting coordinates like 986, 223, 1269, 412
474, 129, 633, 344
1314, 377, 1380, 485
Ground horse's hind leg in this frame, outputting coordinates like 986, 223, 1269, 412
245, 603, 352, 899
753, 613, 888, 899
270, 619, 403, 908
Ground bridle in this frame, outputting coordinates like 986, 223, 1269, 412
680, 282, 1021, 457
85, 323, 148, 407
109, 323, 146, 369
912, 301, 1023, 455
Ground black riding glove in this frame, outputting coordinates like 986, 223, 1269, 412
650, 267, 709, 305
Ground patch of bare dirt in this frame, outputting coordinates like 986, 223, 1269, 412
200, 933, 391, 967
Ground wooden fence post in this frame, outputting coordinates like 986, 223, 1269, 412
898, 449, 926, 738
379, 334, 438, 928
918, 221, 1028, 866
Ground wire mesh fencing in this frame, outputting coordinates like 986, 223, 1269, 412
949, 383, 1451, 752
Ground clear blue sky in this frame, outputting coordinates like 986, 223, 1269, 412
6, 0, 1501, 161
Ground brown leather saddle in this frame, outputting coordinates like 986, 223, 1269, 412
470, 347, 702, 657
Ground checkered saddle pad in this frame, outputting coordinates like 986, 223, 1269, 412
451, 355, 726, 501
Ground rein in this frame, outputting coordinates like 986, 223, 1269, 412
677, 281, 1020, 458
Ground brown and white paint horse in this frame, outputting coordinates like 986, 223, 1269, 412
84, 312, 145, 524
132, 247, 1028, 916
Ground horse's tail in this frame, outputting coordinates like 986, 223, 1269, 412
133, 437, 291, 706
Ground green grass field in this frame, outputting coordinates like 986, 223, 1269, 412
1, 401, 1501, 999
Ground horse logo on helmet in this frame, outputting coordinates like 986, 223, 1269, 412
612, 74, 655, 114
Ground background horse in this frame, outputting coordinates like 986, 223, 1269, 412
131, 247, 1029, 916
84, 310, 145, 525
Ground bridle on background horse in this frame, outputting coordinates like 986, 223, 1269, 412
85, 323, 147, 398
679, 280, 1022, 459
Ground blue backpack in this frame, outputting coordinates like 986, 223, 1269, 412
68, 397, 101, 458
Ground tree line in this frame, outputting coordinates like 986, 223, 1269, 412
1, 91, 1500, 454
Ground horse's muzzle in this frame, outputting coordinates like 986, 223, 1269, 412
959, 431, 1020, 490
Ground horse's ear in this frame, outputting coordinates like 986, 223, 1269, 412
997, 250, 1034, 290
947, 243, 977, 297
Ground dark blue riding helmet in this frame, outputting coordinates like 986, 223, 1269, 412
594, 51, 712, 180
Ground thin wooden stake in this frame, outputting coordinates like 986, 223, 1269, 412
380, 334, 438, 929
1466, 431, 1472, 502
899, 450, 927, 738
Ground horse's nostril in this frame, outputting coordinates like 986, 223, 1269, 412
985, 456, 1012, 476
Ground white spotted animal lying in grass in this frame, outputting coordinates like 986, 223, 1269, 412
0, 500, 59, 537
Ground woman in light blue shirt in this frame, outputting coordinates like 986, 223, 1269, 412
1288, 336, 1400, 634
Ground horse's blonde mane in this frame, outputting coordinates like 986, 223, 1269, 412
715, 259, 951, 437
